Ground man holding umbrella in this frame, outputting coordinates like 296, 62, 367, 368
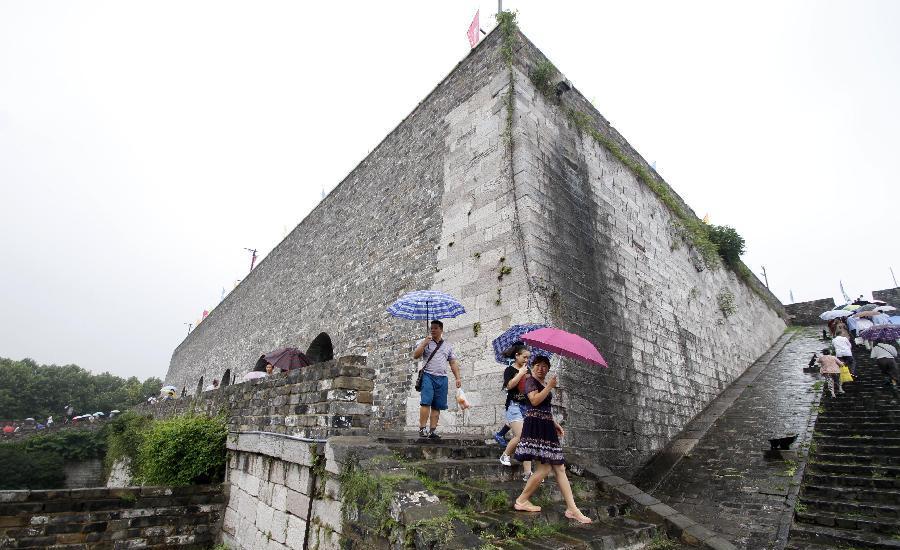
413, 320, 461, 439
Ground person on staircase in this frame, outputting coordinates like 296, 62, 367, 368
870, 341, 898, 391
817, 349, 845, 397
413, 320, 461, 439
832, 332, 856, 376
512, 355, 592, 524
498, 344, 533, 481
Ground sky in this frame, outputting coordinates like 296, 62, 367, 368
1, 1, 898, 379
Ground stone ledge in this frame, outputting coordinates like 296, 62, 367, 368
570, 455, 737, 550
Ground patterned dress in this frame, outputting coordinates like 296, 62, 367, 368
513, 376, 565, 465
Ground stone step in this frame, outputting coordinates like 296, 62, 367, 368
387, 442, 500, 461
813, 453, 900, 466
789, 523, 900, 549
808, 461, 900, 478
473, 503, 659, 550
817, 426, 900, 436
805, 472, 900, 490
802, 483, 900, 505
798, 496, 900, 520
818, 443, 900, 456
813, 436, 900, 448
411, 457, 524, 482
795, 509, 900, 535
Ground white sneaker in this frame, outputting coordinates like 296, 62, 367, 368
499, 454, 512, 466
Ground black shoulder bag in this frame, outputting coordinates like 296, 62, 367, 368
415, 340, 444, 392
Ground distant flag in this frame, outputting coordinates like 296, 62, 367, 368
790, 290, 794, 303
839, 280, 850, 302
202, 310, 209, 320
702, 213, 710, 224
467, 10, 480, 48
221, 288, 226, 301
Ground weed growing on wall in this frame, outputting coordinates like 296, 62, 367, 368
717, 290, 737, 316
137, 414, 227, 486
529, 60, 557, 97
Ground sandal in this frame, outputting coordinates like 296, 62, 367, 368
514, 500, 541, 512
565, 509, 593, 524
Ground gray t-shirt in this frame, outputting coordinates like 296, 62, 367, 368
416, 338, 457, 376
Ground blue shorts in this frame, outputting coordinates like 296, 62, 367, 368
420, 372, 448, 410
506, 402, 528, 423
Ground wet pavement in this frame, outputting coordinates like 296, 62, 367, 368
635, 327, 827, 549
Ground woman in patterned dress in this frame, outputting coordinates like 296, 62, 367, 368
513, 355, 592, 524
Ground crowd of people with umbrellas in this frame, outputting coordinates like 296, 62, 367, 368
816, 296, 900, 395
1, 406, 121, 435
388, 290, 607, 524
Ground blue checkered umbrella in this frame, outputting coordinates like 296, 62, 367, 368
491, 323, 554, 365
387, 290, 466, 325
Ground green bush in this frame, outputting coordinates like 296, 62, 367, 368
0, 445, 66, 489
103, 411, 153, 478
707, 224, 745, 265
137, 415, 227, 486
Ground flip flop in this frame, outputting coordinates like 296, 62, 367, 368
565, 509, 593, 524
514, 501, 541, 512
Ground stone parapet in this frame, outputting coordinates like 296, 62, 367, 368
872, 286, 900, 306
785, 297, 836, 325
137, 355, 374, 440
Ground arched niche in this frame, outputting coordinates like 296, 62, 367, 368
221, 369, 231, 388
306, 332, 334, 364
196, 376, 204, 395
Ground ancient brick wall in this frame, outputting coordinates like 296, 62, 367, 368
143, 356, 373, 439
0, 485, 224, 548
784, 297, 836, 325
505, 32, 787, 476
163, 29, 512, 433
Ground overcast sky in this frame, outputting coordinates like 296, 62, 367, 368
1, 1, 897, 379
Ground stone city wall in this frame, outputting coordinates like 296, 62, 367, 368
164, 28, 512, 433
141, 355, 373, 440
502, 32, 787, 476
0, 485, 224, 549
784, 297, 837, 326
873, 286, 900, 306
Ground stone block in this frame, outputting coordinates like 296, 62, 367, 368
311, 498, 343, 533
286, 515, 307, 547
285, 489, 310, 518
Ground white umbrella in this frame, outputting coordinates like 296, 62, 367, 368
242, 371, 267, 381
820, 310, 852, 321
93, 412, 105, 416
110, 410, 120, 413
161, 385, 177, 392
875, 305, 896, 312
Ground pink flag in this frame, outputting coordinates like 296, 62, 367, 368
467, 10, 480, 48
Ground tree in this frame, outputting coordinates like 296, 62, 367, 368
707, 224, 746, 266
0, 357, 163, 420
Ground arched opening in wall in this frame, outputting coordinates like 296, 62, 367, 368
221, 369, 231, 388
196, 376, 204, 395
306, 333, 334, 364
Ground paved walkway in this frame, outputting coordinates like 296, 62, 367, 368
634, 328, 826, 549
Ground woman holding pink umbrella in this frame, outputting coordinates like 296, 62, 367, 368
512, 355, 592, 524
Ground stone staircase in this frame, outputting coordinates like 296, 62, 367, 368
374, 433, 688, 549
787, 350, 900, 549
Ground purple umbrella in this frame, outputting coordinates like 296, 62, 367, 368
263, 347, 311, 371
859, 324, 900, 343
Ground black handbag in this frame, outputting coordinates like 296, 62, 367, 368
415, 340, 444, 392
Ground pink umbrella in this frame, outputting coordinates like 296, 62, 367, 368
520, 327, 608, 368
